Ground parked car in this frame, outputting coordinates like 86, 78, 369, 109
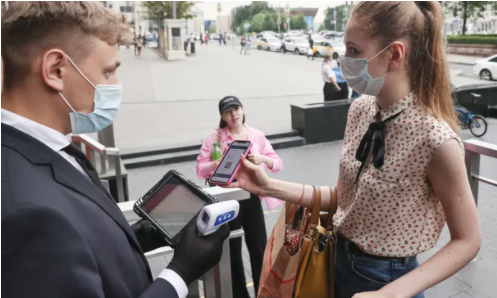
310, 40, 344, 59
288, 30, 304, 37
473, 55, 497, 81
318, 30, 333, 36
322, 39, 345, 58
258, 37, 282, 52
283, 37, 309, 55
257, 31, 278, 39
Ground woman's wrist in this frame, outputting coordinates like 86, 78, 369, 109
263, 178, 282, 198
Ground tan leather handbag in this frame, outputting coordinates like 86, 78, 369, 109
294, 187, 338, 298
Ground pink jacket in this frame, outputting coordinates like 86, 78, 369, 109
196, 125, 284, 210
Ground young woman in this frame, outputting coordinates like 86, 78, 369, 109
227, 2, 481, 298
196, 96, 283, 298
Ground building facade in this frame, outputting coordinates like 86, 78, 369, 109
104, 1, 150, 36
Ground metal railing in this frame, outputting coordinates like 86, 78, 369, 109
464, 139, 497, 205
118, 187, 251, 298
71, 134, 126, 202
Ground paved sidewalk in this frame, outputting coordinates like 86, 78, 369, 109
447, 54, 484, 66
133, 120, 497, 298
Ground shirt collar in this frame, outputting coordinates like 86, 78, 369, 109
375, 92, 415, 122
223, 124, 251, 141
1, 109, 70, 152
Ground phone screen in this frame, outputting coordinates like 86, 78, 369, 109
211, 141, 251, 183
142, 176, 206, 238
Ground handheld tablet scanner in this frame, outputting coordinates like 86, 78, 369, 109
197, 200, 240, 236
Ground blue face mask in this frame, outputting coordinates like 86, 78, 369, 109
59, 55, 122, 134
340, 44, 392, 96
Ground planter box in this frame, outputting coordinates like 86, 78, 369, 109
453, 83, 497, 118
447, 44, 497, 56
291, 100, 351, 144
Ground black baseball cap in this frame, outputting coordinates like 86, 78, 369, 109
219, 96, 243, 114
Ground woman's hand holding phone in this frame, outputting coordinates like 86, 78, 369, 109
226, 155, 273, 196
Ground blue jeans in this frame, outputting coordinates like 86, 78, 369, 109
335, 236, 425, 298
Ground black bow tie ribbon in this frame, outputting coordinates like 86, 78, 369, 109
355, 111, 404, 183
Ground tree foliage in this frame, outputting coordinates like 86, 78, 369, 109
231, 2, 273, 31
322, 5, 347, 32
290, 15, 308, 30
142, 1, 196, 21
443, 1, 492, 35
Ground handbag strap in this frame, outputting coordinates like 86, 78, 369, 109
308, 186, 321, 231
324, 187, 338, 230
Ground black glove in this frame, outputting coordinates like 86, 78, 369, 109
167, 215, 230, 286
131, 219, 168, 253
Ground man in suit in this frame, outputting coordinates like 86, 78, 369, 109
1, 2, 230, 298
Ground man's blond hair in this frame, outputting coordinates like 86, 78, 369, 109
1, 1, 133, 89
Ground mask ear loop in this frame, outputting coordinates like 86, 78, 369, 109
368, 43, 399, 79
367, 43, 393, 62
64, 54, 97, 89
59, 54, 98, 115
58, 92, 77, 113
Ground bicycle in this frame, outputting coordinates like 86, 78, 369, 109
455, 106, 488, 137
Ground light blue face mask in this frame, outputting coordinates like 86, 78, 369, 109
340, 44, 393, 96
59, 55, 122, 134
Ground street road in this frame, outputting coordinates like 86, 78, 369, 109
114, 44, 488, 150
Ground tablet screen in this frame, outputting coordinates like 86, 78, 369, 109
143, 177, 206, 237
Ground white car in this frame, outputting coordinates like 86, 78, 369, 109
287, 30, 304, 37
257, 31, 278, 39
258, 37, 282, 52
322, 39, 346, 58
473, 55, 497, 81
283, 37, 309, 55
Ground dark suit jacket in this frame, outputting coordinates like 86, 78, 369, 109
1, 124, 178, 298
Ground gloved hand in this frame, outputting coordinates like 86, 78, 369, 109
167, 215, 230, 286
131, 219, 168, 253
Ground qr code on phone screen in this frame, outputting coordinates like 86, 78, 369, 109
224, 162, 233, 169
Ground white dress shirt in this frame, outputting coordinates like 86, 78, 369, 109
322, 62, 337, 83
1, 109, 188, 298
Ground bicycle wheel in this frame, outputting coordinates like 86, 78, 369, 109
469, 115, 488, 137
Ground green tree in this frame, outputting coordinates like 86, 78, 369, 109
249, 1, 271, 17
290, 15, 308, 30
444, 1, 491, 35
250, 12, 266, 33
262, 13, 276, 31
231, 2, 274, 32
322, 5, 346, 32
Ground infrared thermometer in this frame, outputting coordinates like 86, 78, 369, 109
197, 200, 240, 236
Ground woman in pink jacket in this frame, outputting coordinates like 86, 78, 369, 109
196, 96, 283, 298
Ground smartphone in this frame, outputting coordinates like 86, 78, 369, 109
209, 140, 252, 186
134, 170, 217, 245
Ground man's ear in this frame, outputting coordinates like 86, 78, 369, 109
41, 49, 67, 92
